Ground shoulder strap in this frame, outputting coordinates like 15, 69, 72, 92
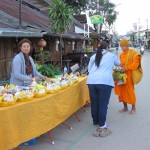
126, 50, 130, 66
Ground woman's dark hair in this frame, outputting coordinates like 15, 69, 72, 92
18, 38, 31, 51
95, 41, 108, 67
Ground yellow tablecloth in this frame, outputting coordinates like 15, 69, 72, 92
0, 77, 90, 150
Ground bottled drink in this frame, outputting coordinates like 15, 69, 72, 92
63, 66, 68, 75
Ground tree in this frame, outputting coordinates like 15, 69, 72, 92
127, 31, 136, 44
87, 0, 118, 34
64, 0, 89, 14
49, 0, 73, 70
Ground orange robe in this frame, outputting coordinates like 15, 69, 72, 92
115, 49, 141, 105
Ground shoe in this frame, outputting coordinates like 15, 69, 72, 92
94, 127, 112, 137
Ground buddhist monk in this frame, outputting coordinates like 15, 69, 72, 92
115, 39, 141, 114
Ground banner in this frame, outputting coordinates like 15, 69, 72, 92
90, 15, 103, 24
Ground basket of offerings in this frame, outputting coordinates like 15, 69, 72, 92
15, 90, 34, 102
60, 80, 68, 89
0, 94, 17, 107
33, 84, 46, 98
46, 83, 60, 94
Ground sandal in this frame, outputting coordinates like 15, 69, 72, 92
93, 128, 104, 137
100, 128, 112, 137
94, 128, 112, 137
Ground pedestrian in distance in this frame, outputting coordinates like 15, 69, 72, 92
10, 38, 47, 86
114, 38, 142, 114
115, 41, 119, 54
87, 41, 120, 137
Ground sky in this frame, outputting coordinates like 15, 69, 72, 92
110, 0, 150, 35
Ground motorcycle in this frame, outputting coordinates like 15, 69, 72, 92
140, 46, 144, 55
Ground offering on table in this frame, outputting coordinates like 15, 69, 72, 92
4, 84, 21, 94
0, 93, 17, 107
46, 83, 59, 94
75, 72, 80, 77
60, 79, 68, 89
0, 86, 5, 96
3, 93, 14, 102
81, 74, 86, 77
5, 84, 17, 94
15, 90, 34, 102
33, 84, 46, 97
64, 73, 78, 84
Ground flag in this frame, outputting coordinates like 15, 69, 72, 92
90, 15, 103, 24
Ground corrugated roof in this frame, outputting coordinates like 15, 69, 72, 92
73, 14, 87, 24
0, 0, 92, 40
0, 28, 44, 37
0, 0, 49, 31
22, 0, 50, 10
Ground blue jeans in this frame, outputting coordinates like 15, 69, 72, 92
88, 84, 112, 127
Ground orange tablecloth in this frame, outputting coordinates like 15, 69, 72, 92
0, 77, 90, 150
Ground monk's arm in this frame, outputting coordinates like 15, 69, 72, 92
124, 55, 140, 71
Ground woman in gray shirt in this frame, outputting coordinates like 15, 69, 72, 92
10, 38, 47, 86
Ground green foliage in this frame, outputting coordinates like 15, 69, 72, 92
49, 0, 73, 34
34, 51, 51, 64
127, 32, 136, 42
88, 0, 118, 33
64, 0, 89, 14
49, 0, 74, 69
35, 64, 62, 78
106, 13, 117, 26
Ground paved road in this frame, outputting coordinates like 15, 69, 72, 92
18, 49, 150, 150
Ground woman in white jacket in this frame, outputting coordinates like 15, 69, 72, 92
87, 41, 120, 137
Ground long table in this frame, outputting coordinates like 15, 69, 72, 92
0, 77, 90, 150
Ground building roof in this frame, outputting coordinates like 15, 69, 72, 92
0, 28, 44, 37
73, 14, 87, 24
0, 0, 91, 40
22, 0, 50, 11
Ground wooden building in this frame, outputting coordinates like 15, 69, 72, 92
0, 0, 93, 80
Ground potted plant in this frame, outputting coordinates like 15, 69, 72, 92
49, 0, 73, 70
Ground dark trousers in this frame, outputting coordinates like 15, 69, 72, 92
88, 84, 112, 127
